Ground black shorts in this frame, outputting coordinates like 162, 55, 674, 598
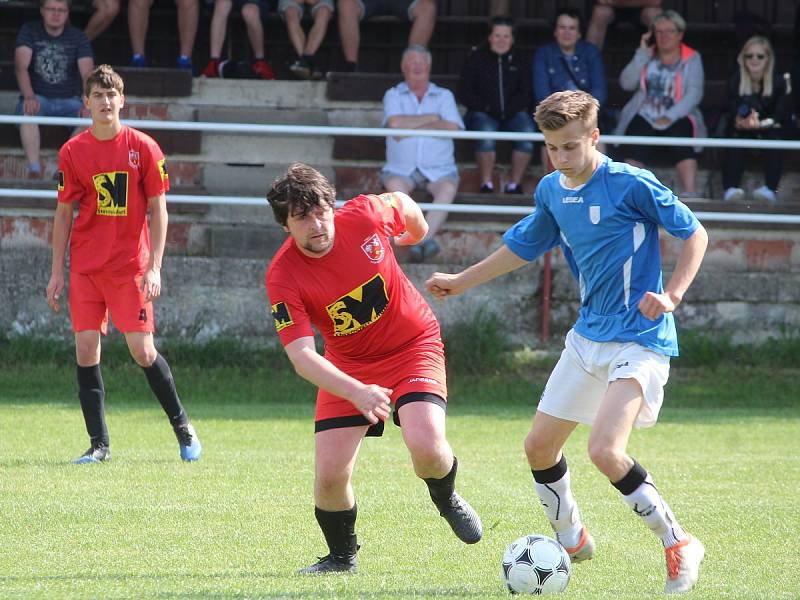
620, 114, 699, 164
314, 391, 446, 437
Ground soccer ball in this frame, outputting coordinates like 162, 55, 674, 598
500, 534, 571, 595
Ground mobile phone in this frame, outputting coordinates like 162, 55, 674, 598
647, 27, 656, 46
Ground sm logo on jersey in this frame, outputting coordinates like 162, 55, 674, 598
93, 171, 129, 216
272, 302, 293, 332
326, 274, 389, 336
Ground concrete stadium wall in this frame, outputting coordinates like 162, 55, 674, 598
3, 234, 800, 348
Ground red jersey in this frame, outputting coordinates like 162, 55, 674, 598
57, 126, 169, 275
266, 194, 441, 365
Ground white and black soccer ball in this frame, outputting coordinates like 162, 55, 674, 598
500, 534, 571, 595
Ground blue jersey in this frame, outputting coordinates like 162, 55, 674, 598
503, 155, 700, 356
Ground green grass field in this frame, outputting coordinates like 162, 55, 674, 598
1, 347, 799, 599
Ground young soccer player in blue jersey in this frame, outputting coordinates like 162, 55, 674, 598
426, 90, 708, 595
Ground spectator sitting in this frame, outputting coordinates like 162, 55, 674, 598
336, 0, 436, 72
201, 0, 275, 79
459, 16, 534, 195
614, 10, 706, 196
84, 0, 120, 42
533, 8, 607, 166
128, 0, 198, 69
382, 45, 463, 262
280, 0, 334, 79
14, 0, 94, 178
722, 36, 793, 204
586, 0, 662, 50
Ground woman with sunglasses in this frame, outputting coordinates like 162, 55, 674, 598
722, 35, 792, 203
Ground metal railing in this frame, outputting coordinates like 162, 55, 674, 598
2, 114, 800, 225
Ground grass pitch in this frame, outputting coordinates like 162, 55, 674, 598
0, 355, 798, 599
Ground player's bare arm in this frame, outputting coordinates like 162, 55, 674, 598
285, 336, 393, 424
379, 191, 428, 246
46, 202, 74, 312
143, 193, 168, 302
638, 224, 708, 320
426, 244, 528, 300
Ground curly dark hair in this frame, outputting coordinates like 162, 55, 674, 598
266, 163, 336, 226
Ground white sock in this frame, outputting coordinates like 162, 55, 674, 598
532, 458, 584, 548
621, 474, 687, 548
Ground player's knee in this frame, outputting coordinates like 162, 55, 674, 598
408, 439, 447, 471
129, 344, 157, 367
524, 431, 558, 467
315, 470, 349, 495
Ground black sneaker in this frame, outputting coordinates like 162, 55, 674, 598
73, 444, 111, 464
297, 553, 357, 574
504, 184, 524, 195
289, 57, 312, 79
479, 183, 494, 194
437, 492, 483, 544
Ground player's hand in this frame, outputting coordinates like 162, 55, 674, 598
654, 116, 672, 127
350, 384, 392, 424
426, 272, 464, 300
638, 291, 677, 321
46, 273, 64, 312
141, 267, 161, 302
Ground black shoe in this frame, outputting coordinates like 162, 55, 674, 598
73, 444, 111, 464
479, 183, 494, 194
504, 184, 524, 195
437, 492, 483, 544
289, 57, 312, 79
298, 553, 357, 574
408, 239, 440, 263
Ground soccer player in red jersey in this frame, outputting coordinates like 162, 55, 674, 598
45, 64, 201, 464
265, 163, 483, 573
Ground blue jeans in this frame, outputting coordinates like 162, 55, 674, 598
464, 110, 536, 154
15, 95, 83, 121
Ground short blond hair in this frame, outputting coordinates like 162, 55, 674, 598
534, 90, 599, 132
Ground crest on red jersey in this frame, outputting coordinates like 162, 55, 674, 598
128, 150, 140, 169
361, 233, 385, 264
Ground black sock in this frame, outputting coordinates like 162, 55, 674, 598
611, 459, 648, 495
314, 504, 358, 559
142, 354, 188, 427
345, 61, 358, 72
302, 53, 315, 68
424, 456, 458, 509
77, 364, 108, 447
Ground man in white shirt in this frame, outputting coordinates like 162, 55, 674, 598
382, 45, 463, 262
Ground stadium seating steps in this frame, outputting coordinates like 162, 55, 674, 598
1, 0, 799, 231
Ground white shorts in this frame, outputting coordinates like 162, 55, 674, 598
537, 329, 671, 428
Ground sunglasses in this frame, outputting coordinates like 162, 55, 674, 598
744, 53, 767, 60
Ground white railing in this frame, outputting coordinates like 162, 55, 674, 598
2, 115, 800, 225
3, 114, 800, 149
